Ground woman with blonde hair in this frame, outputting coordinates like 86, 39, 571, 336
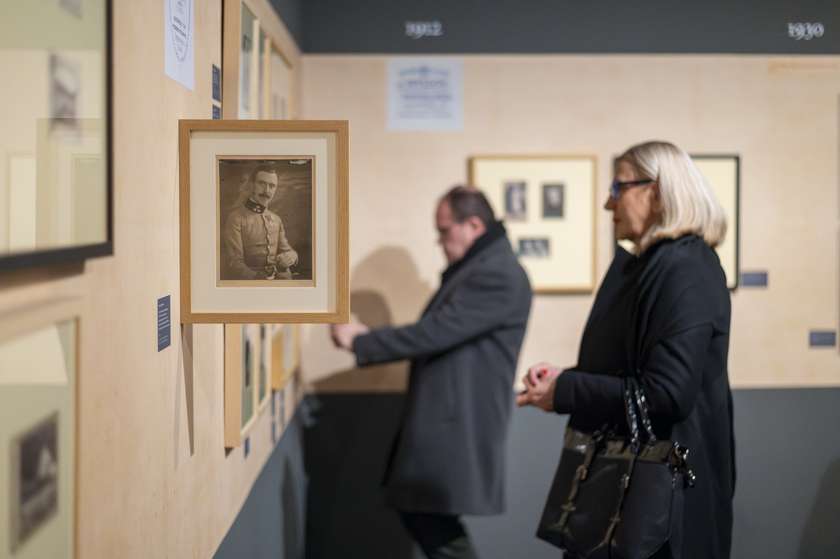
518, 141, 735, 559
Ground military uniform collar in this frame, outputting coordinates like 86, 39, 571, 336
244, 198, 267, 214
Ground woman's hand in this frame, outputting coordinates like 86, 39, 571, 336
516, 362, 562, 412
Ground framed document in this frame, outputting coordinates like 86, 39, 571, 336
0, 1, 112, 272
0, 299, 80, 556
179, 120, 349, 323
469, 155, 597, 294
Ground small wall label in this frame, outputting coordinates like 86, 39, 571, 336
157, 295, 171, 351
809, 330, 837, 348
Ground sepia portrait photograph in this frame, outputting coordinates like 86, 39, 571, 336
217, 156, 314, 287
542, 183, 565, 218
10, 412, 60, 552
504, 181, 527, 220
180, 119, 349, 323
518, 237, 551, 258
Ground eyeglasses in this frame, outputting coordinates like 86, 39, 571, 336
609, 178, 653, 200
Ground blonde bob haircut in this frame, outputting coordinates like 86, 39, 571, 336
617, 141, 727, 253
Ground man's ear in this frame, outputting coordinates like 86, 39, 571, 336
467, 215, 487, 235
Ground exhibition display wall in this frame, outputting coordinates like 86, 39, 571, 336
0, 1, 306, 557
299, 54, 840, 390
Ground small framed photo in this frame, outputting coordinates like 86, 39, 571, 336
542, 183, 565, 218
470, 155, 597, 294
224, 324, 263, 447
179, 120, 349, 323
518, 238, 551, 258
504, 181, 527, 220
0, 299, 80, 555
11, 413, 60, 551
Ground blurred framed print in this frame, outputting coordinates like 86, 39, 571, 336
0, 299, 80, 557
271, 324, 300, 391
469, 155, 597, 294
179, 120, 349, 323
614, 154, 740, 290
692, 155, 740, 290
224, 323, 263, 448
0, 0, 112, 272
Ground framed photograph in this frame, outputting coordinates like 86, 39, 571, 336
542, 183, 565, 218
0, 1, 112, 272
223, 0, 297, 120
0, 299, 79, 556
503, 181, 527, 220
179, 120, 349, 323
469, 155, 597, 294
224, 323, 264, 447
613, 154, 740, 290
271, 324, 300, 391
692, 155, 740, 290
258, 324, 269, 409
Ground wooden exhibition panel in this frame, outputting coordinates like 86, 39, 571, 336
0, 1, 303, 558
300, 54, 840, 390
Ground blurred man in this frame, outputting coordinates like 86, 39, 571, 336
332, 186, 532, 559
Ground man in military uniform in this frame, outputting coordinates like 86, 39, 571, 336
221, 164, 298, 280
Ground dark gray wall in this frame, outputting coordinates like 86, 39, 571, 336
268, 0, 303, 47
214, 389, 840, 557
300, 389, 840, 559
213, 413, 307, 559
299, 0, 840, 54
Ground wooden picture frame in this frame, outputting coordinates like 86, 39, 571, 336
0, 298, 81, 557
469, 155, 598, 294
0, 1, 113, 273
222, 0, 296, 120
692, 155, 740, 290
270, 324, 300, 391
223, 323, 264, 447
179, 119, 349, 323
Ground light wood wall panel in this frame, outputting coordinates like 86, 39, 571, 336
299, 55, 840, 390
0, 1, 302, 557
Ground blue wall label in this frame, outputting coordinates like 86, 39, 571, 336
809, 331, 837, 348
212, 64, 221, 102
212, 104, 221, 119
157, 295, 171, 352
740, 271, 768, 287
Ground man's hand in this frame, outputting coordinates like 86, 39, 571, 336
516, 362, 562, 412
277, 250, 298, 269
330, 322, 370, 351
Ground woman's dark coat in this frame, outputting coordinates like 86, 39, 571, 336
554, 235, 736, 559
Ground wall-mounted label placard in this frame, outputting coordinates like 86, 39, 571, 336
212, 64, 221, 101
387, 58, 463, 131
157, 295, 171, 351
164, 0, 195, 90
809, 330, 837, 348
740, 271, 769, 287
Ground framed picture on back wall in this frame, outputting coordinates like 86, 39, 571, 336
469, 155, 597, 294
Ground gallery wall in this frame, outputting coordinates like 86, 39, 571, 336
298, 54, 840, 390
0, 1, 304, 557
